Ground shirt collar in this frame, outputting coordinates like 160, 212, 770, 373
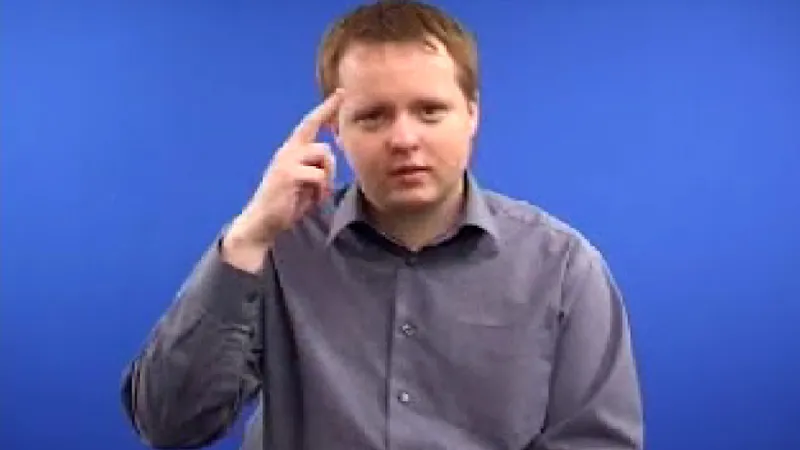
325, 172, 499, 246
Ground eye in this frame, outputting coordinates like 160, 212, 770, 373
354, 110, 376, 121
418, 103, 448, 123
352, 108, 386, 130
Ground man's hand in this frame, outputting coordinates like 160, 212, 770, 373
223, 89, 344, 272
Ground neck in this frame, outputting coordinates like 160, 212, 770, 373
368, 182, 466, 252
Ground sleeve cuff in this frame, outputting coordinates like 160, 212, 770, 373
175, 234, 268, 325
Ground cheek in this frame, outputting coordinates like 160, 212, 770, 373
337, 133, 381, 170
428, 129, 472, 163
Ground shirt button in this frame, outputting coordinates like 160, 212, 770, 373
398, 391, 411, 404
400, 323, 416, 337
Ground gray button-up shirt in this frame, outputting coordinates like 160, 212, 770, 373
121, 174, 643, 450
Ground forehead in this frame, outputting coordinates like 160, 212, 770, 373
337, 40, 461, 102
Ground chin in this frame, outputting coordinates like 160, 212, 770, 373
380, 185, 443, 212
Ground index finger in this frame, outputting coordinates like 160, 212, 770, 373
289, 89, 344, 144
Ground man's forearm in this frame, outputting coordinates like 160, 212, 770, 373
121, 239, 266, 449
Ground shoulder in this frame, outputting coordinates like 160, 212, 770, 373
481, 189, 606, 273
482, 189, 619, 314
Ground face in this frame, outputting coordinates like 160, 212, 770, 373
333, 38, 479, 215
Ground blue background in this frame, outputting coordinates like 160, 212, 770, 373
2, 1, 798, 449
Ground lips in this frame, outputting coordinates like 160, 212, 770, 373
389, 165, 430, 176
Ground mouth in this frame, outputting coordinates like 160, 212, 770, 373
388, 165, 431, 177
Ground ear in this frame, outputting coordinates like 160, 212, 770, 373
468, 91, 480, 138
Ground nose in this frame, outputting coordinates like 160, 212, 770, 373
386, 114, 420, 151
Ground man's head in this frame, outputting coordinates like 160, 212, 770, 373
317, 1, 480, 216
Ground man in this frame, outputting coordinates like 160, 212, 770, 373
120, 1, 644, 449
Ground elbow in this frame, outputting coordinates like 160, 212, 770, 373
131, 417, 229, 450
120, 362, 229, 449
128, 410, 217, 450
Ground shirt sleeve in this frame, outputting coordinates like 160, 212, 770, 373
534, 241, 644, 449
120, 234, 268, 449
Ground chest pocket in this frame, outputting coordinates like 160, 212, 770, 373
432, 289, 559, 361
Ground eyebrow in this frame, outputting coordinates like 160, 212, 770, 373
352, 96, 451, 112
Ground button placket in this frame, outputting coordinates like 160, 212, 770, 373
389, 254, 419, 416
